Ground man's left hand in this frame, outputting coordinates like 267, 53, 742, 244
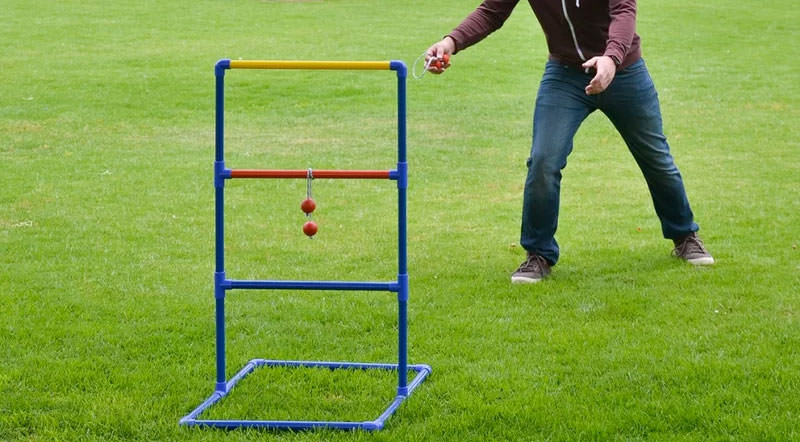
582, 56, 617, 95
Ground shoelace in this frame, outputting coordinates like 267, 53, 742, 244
519, 254, 548, 272
673, 234, 707, 257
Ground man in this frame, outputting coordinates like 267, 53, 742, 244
425, 0, 714, 283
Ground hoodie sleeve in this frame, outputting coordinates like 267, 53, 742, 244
447, 0, 521, 53
604, 0, 637, 65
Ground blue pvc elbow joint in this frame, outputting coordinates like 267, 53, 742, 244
390, 60, 407, 77
362, 420, 385, 431
215, 59, 230, 77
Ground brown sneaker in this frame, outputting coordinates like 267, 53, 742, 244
672, 232, 715, 265
511, 253, 551, 283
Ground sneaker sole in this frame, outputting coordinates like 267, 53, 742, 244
511, 275, 543, 284
687, 256, 715, 266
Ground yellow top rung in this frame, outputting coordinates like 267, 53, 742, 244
229, 60, 392, 71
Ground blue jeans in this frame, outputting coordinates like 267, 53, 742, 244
520, 58, 699, 265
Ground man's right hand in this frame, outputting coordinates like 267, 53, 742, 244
425, 36, 456, 74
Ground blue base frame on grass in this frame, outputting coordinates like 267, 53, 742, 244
180, 360, 432, 431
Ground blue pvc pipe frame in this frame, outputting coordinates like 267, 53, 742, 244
180, 59, 430, 431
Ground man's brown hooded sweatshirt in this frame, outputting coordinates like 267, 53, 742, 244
447, 0, 642, 69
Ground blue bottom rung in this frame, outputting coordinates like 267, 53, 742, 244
179, 359, 432, 431
227, 279, 399, 292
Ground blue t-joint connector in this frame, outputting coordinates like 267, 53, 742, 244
214, 272, 228, 298
214, 161, 230, 188
396, 162, 408, 189
397, 273, 409, 302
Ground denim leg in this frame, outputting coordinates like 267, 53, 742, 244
520, 62, 595, 265
599, 59, 699, 239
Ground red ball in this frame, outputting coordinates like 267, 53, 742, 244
301, 198, 316, 214
302, 221, 318, 237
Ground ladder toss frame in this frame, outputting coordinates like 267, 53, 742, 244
179, 59, 431, 431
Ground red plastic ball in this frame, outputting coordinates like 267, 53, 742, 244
301, 198, 316, 214
302, 221, 318, 237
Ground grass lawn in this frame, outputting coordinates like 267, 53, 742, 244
2, 0, 798, 440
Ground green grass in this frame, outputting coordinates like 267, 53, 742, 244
2, 0, 798, 440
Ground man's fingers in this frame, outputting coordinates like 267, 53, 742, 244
425, 48, 451, 73
585, 75, 603, 95
424, 39, 454, 75
581, 56, 599, 69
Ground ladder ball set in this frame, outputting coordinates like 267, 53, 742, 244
180, 58, 440, 431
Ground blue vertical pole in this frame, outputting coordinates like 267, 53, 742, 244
391, 61, 409, 396
214, 60, 230, 393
